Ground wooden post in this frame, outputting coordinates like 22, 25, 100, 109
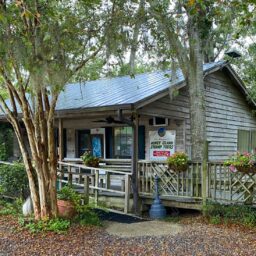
84, 175, 89, 204
202, 140, 209, 211
94, 170, 99, 205
68, 173, 72, 185
106, 172, 111, 189
121, 179, 125, 192
58, 118, 64, 161
131, 115, 139, 214
124, 174, 131, 214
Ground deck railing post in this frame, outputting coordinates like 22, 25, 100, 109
124, 174, 130, 214
84, 175, 90, 204
106, 172, 110, 189
94, 169, 99, 205
202, 141, 209, 211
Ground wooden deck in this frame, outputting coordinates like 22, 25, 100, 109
58, 160, 256, 214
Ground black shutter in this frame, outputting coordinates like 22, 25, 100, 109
105, 127, 113, 158
138, 125, 145, 159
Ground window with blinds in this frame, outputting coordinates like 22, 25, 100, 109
237, 130, 256, 153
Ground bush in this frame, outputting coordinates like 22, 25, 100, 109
0, 124, 13, 161
0, 163, 29, 199
58, 185, 102, 226
21, 218, 71, 234
203, 202, 256, 227
0, 198, 23, 216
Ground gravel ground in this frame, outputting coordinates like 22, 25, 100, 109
0, 215, 255, 256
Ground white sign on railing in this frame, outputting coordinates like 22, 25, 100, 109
149, 129, 176, 161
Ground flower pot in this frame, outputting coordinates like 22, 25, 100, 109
57, 199, 76, 218
168, 164, 188, 172
235, 165, 256, 174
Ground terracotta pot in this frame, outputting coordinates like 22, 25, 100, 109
57, 199, 76, 218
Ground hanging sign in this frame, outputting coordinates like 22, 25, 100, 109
149, 128, 176, 161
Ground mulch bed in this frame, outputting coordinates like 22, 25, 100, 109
0, 215, 256, 256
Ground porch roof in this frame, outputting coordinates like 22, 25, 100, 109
55, 61, 226, 112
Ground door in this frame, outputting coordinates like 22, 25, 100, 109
91, 135, 103, 158
77, 130, 91, 157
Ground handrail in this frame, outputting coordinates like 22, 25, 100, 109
63, 158, 132, 163
58, 161, 132, 175
57, 161, 132, 213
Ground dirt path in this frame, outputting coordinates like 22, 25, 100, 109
0, 216, 255, 256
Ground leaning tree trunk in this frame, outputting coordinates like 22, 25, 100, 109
187, 23, 206, 161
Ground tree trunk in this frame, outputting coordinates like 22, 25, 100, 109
188, 23, 206, 161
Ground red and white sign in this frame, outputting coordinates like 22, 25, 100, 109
149, 130, 175, 161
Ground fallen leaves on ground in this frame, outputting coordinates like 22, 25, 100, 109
0, 215, 255, 256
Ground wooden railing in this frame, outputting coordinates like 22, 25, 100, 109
138, 160, 256, 206
138, 161, 203, 200
57, 161, 132, 213
208, 162, 256, 205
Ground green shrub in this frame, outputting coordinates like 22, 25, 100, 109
0, 163, 29, 199
0, 124, 13, 161
209, 215, 221, 225
57, 185, 81, 204
0, 198, 23, 216
58, 185, 101, 226
21, 218, 71, 234
204, 202, 256, 227
78, 209, 102, 226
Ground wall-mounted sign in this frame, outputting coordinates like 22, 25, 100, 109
149, 129, 176, 161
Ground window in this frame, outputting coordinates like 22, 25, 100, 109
114, 127, 132, 158
237, 130, 256, 153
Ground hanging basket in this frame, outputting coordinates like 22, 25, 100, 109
168, 164, 188, 172
235, 165, 256, 174
83, 159, 100, 168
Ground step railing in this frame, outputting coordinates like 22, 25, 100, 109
57, 161, 132, 213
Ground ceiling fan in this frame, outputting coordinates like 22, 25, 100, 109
93, 110, 134, 126
93, 116, 124, 124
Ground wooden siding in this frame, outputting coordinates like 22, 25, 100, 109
138, 70, 256, 161
205, 71, 256, 161
138, 87, 189, 159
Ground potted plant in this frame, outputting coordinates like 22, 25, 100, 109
224, 152, 256, 174
81, 151, 100, 168
57, 186, 80, 218
167, 152, 188, 172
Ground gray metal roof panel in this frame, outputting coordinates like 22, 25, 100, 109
0, 61, 225, 116
56, 61, 225, 111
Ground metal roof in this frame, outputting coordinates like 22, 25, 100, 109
0, 61, 226, 117
56, 61, 226, 111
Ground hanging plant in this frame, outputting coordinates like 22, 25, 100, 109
224, 152, 256, 174
81, 151, 100, 168
167, 152, 188, 172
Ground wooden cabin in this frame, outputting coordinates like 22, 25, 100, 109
2, 60, 256, 213
51, 61, 256, 163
